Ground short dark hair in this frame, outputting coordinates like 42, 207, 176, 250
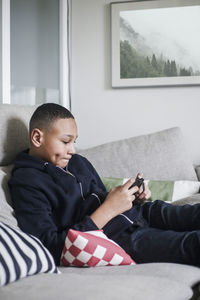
29, 103, 74, 134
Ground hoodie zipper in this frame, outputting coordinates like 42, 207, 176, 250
54, 164, 99, 204
119, 214, 134, 224
45, 163, 133, 224
55, 164, 85, 201
79, 182, 85, 201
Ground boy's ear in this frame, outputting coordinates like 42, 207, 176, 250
31, 128, 44, 147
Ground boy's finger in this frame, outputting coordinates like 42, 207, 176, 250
137, 172, 143, 179
123, 178, 135, 188
138, 192, 146, 199
124, 179, 140, 195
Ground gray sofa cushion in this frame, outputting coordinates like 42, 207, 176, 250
0, 104, 38, 166
1, 263, 200, 300
78, 127, 197, 181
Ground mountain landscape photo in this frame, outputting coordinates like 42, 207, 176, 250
120, 6, 200, 79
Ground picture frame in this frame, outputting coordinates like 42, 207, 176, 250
111, 0, 200, 87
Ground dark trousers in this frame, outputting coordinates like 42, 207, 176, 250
118, 200, 200, 266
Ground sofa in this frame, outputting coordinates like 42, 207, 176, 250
1, 103, 200, 300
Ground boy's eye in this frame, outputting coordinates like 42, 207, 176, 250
62, 140, 76, 145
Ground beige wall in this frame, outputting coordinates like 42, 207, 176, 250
71, 0, 200, 165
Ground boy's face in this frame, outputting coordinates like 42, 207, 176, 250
36, 118, 78, 168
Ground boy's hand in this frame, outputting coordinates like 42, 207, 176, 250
103, 178, 139, 218
90, 177, 141, 229
134, 173, 151, 203
135, 183, 151, 203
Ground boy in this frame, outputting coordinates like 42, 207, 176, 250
9, 103, 200, 266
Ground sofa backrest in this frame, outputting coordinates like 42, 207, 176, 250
0, 104, 38, 166
78, 127, 198, 181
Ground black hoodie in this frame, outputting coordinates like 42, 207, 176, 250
9, 150, 137, 265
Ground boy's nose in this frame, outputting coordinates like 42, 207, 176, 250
69, 143, 76, 155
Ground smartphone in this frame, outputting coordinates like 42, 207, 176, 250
129, 175, 144, 190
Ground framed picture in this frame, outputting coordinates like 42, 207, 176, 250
111, 0, 200, 87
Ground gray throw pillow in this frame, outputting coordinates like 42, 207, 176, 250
78, 127, 197, 181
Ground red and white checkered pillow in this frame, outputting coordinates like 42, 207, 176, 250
61, 229, 135, 267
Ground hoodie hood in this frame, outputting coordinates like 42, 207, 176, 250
13, 149, 48, 173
